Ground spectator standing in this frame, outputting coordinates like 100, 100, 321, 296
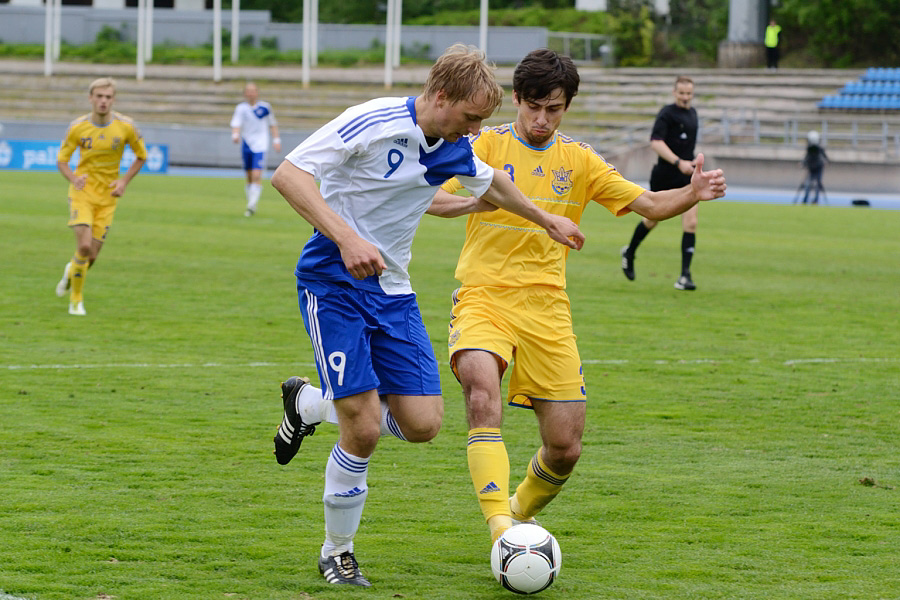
765, 19, 782, 70
801, 130, 828, 204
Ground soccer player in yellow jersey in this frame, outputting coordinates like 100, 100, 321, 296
55, 77, 147, 316
429, 49, 727, 545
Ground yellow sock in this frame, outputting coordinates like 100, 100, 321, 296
467, 428, 511, 541
70, 252, 89, 304
511, 449, 571, 521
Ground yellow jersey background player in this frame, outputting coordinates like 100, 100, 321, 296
429, 48, 727, 545
55, 77, 147, 316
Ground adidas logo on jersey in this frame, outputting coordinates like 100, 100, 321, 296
479, 481, 500, 494
394, 138, 409, 148
532, 166, 545, 177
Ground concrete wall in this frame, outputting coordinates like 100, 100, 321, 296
0, 6, 547, 63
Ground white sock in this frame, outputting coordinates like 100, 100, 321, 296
380, 401, 406, 440
296, 384, 338, 425
321, 444, 369, 557
247, 183, 262, 212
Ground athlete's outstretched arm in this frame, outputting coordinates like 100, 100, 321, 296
627, 153, 726, 221
271, 160, 386, 279
480, 169, 585, 250
427, 189, 498, 218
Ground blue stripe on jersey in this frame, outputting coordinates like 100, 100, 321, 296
510, 126, 558, 152
252, 105, 270, 119
338, 102, 412, 143
420, 136, 478, 186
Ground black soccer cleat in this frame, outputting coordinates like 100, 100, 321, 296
273, 376, 317, 465
674, 274, 697, 291
318, 551, 372, 587
620, 246, 635, 281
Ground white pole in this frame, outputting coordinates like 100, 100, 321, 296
146, 0, 154, 62
136, 0, 146, 81
392, 0, 401, 68
310, 0, 318, 68
301, 0, 311, 88
52, 0, 61, 61
43, 0, 53, 76
231, 0, 239, 63
213, 0, 222, 83
479, 0, 488, 56
384, 0, 395, 89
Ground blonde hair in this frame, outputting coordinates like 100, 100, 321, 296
423, 44, 503, 110
89, 77, 117, 95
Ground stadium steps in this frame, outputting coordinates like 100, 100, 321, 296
2, 61, 899, 159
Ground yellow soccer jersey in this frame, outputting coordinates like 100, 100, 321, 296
58, 112, 148, 205
443, 124, 644, 289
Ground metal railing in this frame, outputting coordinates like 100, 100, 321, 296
547, 32, 614, 67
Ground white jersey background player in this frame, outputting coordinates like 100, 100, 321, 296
230, 82, 281, 216
266, 44, 585, 588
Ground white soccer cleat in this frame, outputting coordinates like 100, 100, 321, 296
55, 262, 72, 297
68, 302, 86, 316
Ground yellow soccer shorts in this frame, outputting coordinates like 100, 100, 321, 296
67, 193, 117, 243
448, 285, 587, 408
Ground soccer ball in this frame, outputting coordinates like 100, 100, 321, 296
490, 524, 561, 594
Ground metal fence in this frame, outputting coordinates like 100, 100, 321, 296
547, 32, 614, 66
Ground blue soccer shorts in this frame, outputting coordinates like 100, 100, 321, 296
240, 141, 266, 171
297, 280, 442, 401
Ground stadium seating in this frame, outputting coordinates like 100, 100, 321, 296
820, 68, 900, 112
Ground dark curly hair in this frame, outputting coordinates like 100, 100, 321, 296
512, 48, 580, 108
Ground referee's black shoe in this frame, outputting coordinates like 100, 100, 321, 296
319, 551, 372, 587
674, 273, 697, 291
620, 246, 635, 281
273, 376, 317, 465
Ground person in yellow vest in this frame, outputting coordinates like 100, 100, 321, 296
55, 77, 147, 316
765, 18, 782, 70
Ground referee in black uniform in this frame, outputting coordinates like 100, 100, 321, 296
621, 75, 700, 290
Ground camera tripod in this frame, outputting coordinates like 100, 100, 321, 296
792, 171, 828, 205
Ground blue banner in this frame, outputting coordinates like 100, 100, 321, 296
0, 138, 168, 174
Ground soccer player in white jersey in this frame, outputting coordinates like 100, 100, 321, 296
429, 49, 726, 547
230, 82, 281, 216
268, 44, 585, 587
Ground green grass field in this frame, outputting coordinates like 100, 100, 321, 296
1, 171, 898, 600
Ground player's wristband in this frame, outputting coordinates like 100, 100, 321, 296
273, 137, 281, 145
674, 158, 681, 168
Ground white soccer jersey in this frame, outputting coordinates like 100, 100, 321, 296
230, 101, 277, 153
286, 96, 495, 295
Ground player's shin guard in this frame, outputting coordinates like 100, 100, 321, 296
322, 444, 369, 557
247, 183, 262, 212
70, 252, 89, 304
467, 428, 511, 540
511, 450, 571, 521
681, 232, 695, 275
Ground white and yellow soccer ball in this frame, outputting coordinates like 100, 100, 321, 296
490, 523, 562, 594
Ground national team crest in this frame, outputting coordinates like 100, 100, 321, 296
551, 166, 573, 195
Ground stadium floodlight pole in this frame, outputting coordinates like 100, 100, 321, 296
392, 0, 401, 68
43, 0, 53, 76
384, 0, 396, 89
213, 0, 223, 83
146, 0, 154, 62
52, 0, 61, 61
310, 0, 318, 68
137, 0, 146, 81
479, 0, 488, 56
301, 0, 311, 88
231, 0, 239, 64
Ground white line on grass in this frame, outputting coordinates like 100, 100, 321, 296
3, 358, 897, 370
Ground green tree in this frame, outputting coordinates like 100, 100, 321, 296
778, 0, 900, 66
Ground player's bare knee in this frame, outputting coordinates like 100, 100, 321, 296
401, 416, 442, 443
545, 442, 582, 473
